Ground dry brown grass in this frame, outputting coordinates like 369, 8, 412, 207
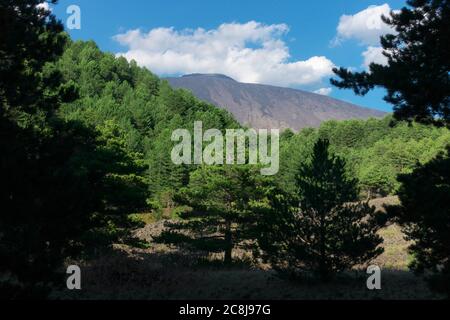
374, 224, 412, 270
368, 196, 413, 271
55, 246, 437, 300
53, 197, 443, 300
369, 195, 400, 211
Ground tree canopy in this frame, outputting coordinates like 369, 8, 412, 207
332, 0, 450, 125
0, 1, 146, 297
256, 140, 386, 280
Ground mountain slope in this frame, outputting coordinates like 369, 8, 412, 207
166, 74, 386, 131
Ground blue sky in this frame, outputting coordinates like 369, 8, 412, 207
50, 0, 407, 112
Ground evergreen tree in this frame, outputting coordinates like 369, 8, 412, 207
358, 161, 397, 198
387, 148, 450, 295
331, 0, 450, 125
157, 165, 266, 264
257, 140, 386, 280
331, 0, 450, 294
56, 40, 239, 210
0, 1, 147, 298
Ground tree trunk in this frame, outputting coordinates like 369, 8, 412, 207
318, 212, 328, 281
224, 220, 233, 264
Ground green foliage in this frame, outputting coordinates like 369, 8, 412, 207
331, 0, 450, 295
331, 0, 450, 125
56, 40, 239, 208
387, 148, 450, 295
0, 1, 147, 298
156, 165, 268, 264
2, 0, 449, 298
256, 140, 387, 280
278, 116, 450, 198
0, 0, 70, 126
0, 0, 78, 297
358, 162, 397, 198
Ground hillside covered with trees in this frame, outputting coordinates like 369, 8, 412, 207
278, 116, 450, 198
52, 39, 450, 297
1, 0, 449, 300
56, 41, 450, 208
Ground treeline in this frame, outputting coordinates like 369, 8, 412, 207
57, 41, 450, 209
278, 117, 450, 198
1, 0, 449, 299
56, 40, 239, 213
1, 1, 157, 297
156, 141, 388, 282
1, 15, 240, 296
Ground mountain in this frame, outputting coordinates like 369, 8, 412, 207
165, 74, 386, 131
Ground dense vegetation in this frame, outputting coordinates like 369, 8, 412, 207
156, 165, 268, 264
0, 0, 148, 298
388, 150, 450, 294
56, 39, 450, 206
256, 139, 387, 280
277, 116, 450, 198
332, 0, 450, 125
333, 0, 450, 295
56, 40, 239, 212
1, 0, 449, 298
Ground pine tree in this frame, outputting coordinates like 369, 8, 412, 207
256, 139, 386, 280
330, 0, 450, 294
0, 1, 147, 298
156, 165, 266, 264
331, 0, 450, 126
387, 148, 450, 295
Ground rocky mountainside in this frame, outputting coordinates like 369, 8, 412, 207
166, 74, 386, 131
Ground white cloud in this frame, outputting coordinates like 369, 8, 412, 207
332, 5, 396, 70
314, 87, 332, 96
362, 46, 388, 69
37, 2, 51, 12
114, 21, 335, 87
334, 4, 394, 46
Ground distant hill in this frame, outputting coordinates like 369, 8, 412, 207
166, 74, 386, 131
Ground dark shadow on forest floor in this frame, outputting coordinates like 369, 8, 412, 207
52, 245, 442, 300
